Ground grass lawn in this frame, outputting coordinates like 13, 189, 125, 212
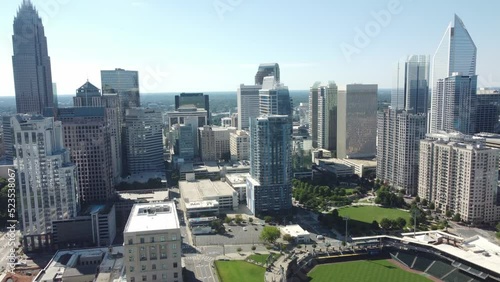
338, 206, 410, 224
308, 259, 431, 282
248, 253, 280, 264
215, 260, 265, 282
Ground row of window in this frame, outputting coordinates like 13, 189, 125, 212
128, 234, 177, 245
129, 272, 178, 282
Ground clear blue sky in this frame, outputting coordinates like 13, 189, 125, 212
0, 0, 499, 95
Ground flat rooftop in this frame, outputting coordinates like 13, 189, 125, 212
124, 202, 179, 233
118, 189, 169, 203
342, 158, 377, 167
180, 162, 220, 174
280, 225, 310, 237
225, 173, 248, 185
180, 179, 236, 202
34, 246, 124, 282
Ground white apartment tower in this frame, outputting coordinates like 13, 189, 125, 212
124, 202, 182, 282
12, 115, 78, 245
418, 132, 500, 223
237, 84, 261, 130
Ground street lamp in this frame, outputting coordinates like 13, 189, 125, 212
412, 209, 420, 237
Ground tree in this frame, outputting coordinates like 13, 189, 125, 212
251, 245, 256, 251
380, 218, 392, 230
421, 198, 428, 207
264, 216, 273, 223
395, 217, 407, 229
260, 226, 281, 244
445, 210, 453, 218
224, 216, 232, 224
415, 196, 420, 203
237, 247, 242, 253
452, 213, 461, 222
282, 234, 294, 243
249, 217, 254, 223
429, 202, 435, 210
371, 220, 379, 230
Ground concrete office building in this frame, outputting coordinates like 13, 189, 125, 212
167, 106, 209, 160
237, 84, 262, 130
12, 0, 55, 115
198, 125, 231, 161
57, 107, 114, 204
418, 132, 500, 223
337, 84, 378, 159
180, 179, 238, 217
12, 115, 78, 250
230, 130, 250, 161
124, 108, 164, 174
124, 202, 182, 282
317, 82, 338, 151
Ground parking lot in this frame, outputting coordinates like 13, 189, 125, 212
194, 223, 264, 246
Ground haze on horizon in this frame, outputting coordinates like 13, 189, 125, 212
0, 0, 499, 96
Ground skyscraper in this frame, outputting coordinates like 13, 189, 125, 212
246, 116, 292, 215
101, 68, 140, 110
430, 15, 477, 133
74, 81, 123, 180
255, 63, 280, 85
12, 115, 78, 248
57, 107, 115, 204
12, 0, 55, 115
438, 74, 477, 134
377, 56, 429, 194
175, 92, 210, 125
418, 132, 500, 223
317, 82, 338, 151
392, 55, 430, 114
259, 76, 292, 117
237, 84, 261, 130
198, 125, 231, 161
476, 88, 500, 133
124, 108, 164, 174
308, 82, 321, 148
337, 84, 378, 159
377, 110, 427, 195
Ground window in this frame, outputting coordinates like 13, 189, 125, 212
172, 243, 177, 249
140, 237, 145, 244
130, 266, 134, 272
160, 235, 166, 242
151, 236, 155, 243
129, 256, 134, 262
141, 265, 146, 271
130, 277, 135, 282
173, 262, 178, 268
152, 274, 157, 280
174, 272, 178, 278
128, 239, 133, 245
171, 234, 177, 241
142, 275, 147, 281
162, 274, 167, 280
161, 264, 166, 270
152, 264, 156, 270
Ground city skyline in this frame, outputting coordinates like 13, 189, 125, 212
0, 0, 499, 95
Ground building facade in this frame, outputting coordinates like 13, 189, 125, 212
12, 115, 78, 248
255, 63, 280, 85
198, 125, 231, 161
476, 88, 500, 133
259, 76, 292, 117
12, 0, 55, 115
418, 132, 500, 223
124, 108, 164, 174
57, 107, 115, 204
167, 107, 208, 160
124, 203, 182, 282
246, 115, 292, 215
392, 55, 430, 114
376, 110, 427, 195
308, 82, 321, 148
230, 130, 250, 161
317, 82, 338, 151
101, 68, 140, 110
237, 84, 262, 130
430, 15, 476, 133
337, 84, 378, 159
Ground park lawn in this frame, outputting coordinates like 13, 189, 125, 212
248, 253, 280, 264
215, 260, 265, 282
308, 259, 431, 282
338, 206, 411, 224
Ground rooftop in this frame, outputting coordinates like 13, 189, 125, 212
117, 189, 169, 203
342, 158, 377, 167
180, 179, 236, 202
280, 225, 310, 237
224, 173, 248, 185
33, 246, 124, 282
124, 202, 179, 233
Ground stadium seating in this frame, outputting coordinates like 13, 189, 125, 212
443, 269, 478, 282
412, 255, 434, 272
427, 260, 455, 279
395, 251, 417, 268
